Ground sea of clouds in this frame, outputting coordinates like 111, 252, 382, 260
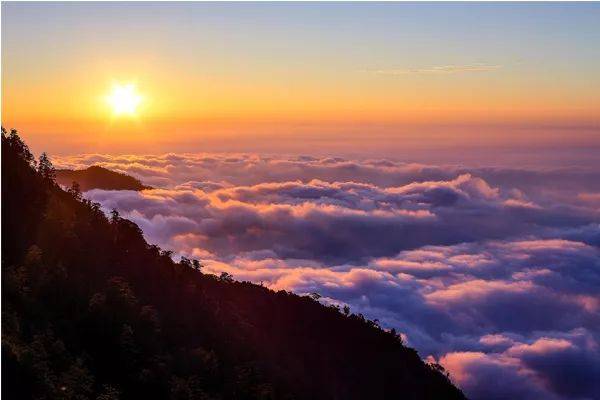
53, 153, 600, 400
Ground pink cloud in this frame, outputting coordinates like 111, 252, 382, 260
57, 151, 600, 400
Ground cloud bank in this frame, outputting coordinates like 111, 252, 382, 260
53, 153, 600, 400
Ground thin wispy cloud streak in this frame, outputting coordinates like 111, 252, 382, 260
53, 153, 600, 400
369, 64, 502, 75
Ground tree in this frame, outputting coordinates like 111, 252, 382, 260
178, 257, 204, 272
68, 181, 82, 200
219, 272, 234, 282
180, 256, 192, 268
3, 127, 35, 167
160, 250, 173, 258
96, 385, 121, 400
309, 292, 321, 301
192, 259, 203, 272
148, 245, 161, 256
110, 209, 120, 224
38, 152, 56, 182
90, 202, 102, 216
343, 305, 351, 316
25, 245, 43, 267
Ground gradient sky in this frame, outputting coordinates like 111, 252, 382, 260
2, 2, 600, 155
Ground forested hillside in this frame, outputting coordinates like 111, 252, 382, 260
1, 128, 466, 400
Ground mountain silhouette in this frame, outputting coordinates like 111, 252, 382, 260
56, 165, 151, 191
2, 128, 466, 400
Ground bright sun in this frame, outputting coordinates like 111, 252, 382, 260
107, 83, 142, 116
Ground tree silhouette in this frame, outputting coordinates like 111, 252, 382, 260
219, 272, 234, 282
97, 385, 121, 400
180, 256, 192, 268
160, 249, 173, 258
192, 259, 203, 272
37, 152, 56, 182
2, 127, 35, 167
110, 208, 120, 224
67, 181, 82, 200
309, 292, 322, 301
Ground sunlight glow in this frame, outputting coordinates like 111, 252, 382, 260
107, 83, 142, 116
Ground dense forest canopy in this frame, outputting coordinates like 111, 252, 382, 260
1, 128, 465, 400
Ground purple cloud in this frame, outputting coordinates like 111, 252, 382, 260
54, 152, 600, 400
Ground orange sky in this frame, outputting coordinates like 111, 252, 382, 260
2, 3, 599, 155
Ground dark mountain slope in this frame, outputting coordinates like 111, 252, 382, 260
2, 129, 466, 400
56, 165, 151, 191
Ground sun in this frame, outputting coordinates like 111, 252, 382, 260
106, 83, 142, 116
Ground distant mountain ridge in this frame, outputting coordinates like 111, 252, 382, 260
56, 165, 151, 191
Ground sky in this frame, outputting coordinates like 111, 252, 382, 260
2, 2, 600, 157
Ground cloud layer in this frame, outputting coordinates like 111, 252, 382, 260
53, 153, 600, 400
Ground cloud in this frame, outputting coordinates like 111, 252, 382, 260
52, 153, 600, 207
84, 173, 596, 265
197, 237, 600, 400
54, 152, 600, 400
508, 334, 600, 398
368, 64, 502, 75
440, 329, 600, 400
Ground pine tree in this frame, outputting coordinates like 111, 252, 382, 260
2, 127, 35, 167
68, 181, 82, 200
38, 152, 56, 182
192, 259, 203, 272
